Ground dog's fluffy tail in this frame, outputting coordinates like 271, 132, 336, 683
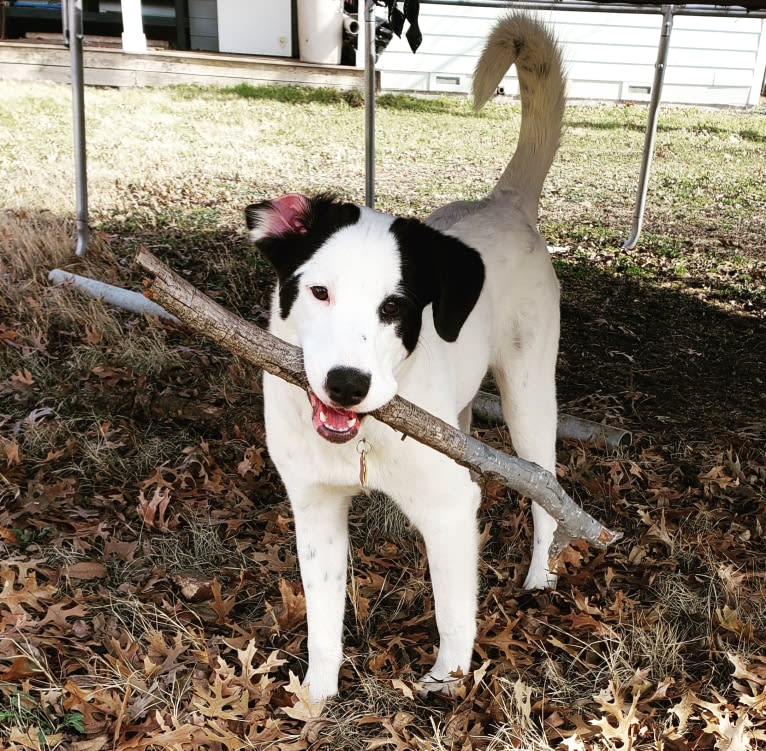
473, 14, 565, 217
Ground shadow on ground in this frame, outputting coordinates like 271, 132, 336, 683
555, 260, 765, 437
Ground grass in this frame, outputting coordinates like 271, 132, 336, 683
1, 81, 765, 750
0, 691, 84, 750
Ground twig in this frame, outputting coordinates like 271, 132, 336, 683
136, 249, 621, 553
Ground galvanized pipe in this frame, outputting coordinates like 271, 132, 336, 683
364, 0, 376, 209
65, 0, 90, 256
622, 4, 675, 249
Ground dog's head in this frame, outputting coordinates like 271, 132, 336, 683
246, 193, 484, 443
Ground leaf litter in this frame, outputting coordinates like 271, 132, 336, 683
1, 85, 766, 749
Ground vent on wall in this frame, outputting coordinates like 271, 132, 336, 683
623, 82, 652, 100
429, 72, 471, 93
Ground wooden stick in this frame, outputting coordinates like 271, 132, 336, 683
136, 249, 621, 553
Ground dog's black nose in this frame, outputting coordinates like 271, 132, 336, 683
325, 367, 371, 408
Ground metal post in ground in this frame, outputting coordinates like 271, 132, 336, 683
622, 4, 675, 250
64, 0, 89, 256
364, 0, 376, 209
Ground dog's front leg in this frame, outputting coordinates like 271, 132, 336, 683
289, 484, 351, 704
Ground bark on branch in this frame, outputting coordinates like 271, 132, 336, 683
136, 249, 621, 555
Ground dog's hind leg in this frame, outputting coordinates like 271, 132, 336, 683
493, 303, 560, 590
287, 483, 351, 703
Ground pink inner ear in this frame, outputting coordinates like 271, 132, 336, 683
268, 193, 310, 236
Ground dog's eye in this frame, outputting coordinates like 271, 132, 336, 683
380, 297, 402, 320
310, 286, 329, 301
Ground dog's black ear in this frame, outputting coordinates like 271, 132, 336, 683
245, 194, 361, 319
392, 218, 485, 342
432, 234, 485, 341
245, 194, 360, 282
246, 193, 311, 241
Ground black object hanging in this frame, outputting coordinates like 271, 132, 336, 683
376, 0, 422, 52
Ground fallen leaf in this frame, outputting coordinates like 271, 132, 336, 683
282, 671, 325, 721
63, 560, 107, 580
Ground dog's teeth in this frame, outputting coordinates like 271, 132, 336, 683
319, 411, 327, 423
347, 417, 357, 427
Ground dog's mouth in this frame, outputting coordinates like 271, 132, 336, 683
309, 392, 363, 444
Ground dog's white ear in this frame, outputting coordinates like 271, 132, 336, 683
245, 193, 311, 242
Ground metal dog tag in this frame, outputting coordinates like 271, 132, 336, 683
357, 439, 371, 488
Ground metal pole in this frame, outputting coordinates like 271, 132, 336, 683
364, 0, 375, 209
65, 0, 89, 256
622, 4, 674, 250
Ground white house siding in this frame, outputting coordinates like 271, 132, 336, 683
376, 5, 766, 108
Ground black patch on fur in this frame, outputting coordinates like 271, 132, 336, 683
245, 194, 361, 318
389, 218, 485, 349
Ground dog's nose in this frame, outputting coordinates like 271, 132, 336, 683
325, 367, 371, 408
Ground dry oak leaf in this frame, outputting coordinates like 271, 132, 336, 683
136, 486, 179, 532
144, 630, 191, 678
235, 641, 286, 684
0, 655, 40, 681
366, 711, 418, 751
272, 578, 307, 633
192, 667, 250, 721
210, 576, 237, 624
69, 736, 110, 750
37, 600, 87, 629
693, 692, 766, 750
669, 691, 697, 736
9, 368, 34, 389
237, 446, 265, 478
197, 719, 260, 751
0, 525, 20, 545
0, 437, 22, 466
590, 681, 641, 749
62, 560, 107, 580
729, 653, 766, 710
281, 670, 326, 722
171, 571, 214, 602
9, 727, 64, 750
63, 679, 110, 730
0, 563, 57, 614
716, 605, 756, 642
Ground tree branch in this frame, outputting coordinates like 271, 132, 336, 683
136, 249, 621, 554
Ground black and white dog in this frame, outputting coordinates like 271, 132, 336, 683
246, 14, 566, 703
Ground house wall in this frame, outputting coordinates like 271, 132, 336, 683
376, 5, 766, 108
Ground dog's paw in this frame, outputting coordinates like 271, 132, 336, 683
302, 677, 338, 707
522, 567, 558, 591
282, 671, 328, 721
416, 671, 466, 699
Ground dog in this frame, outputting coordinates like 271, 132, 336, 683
245, 14, 566, 703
